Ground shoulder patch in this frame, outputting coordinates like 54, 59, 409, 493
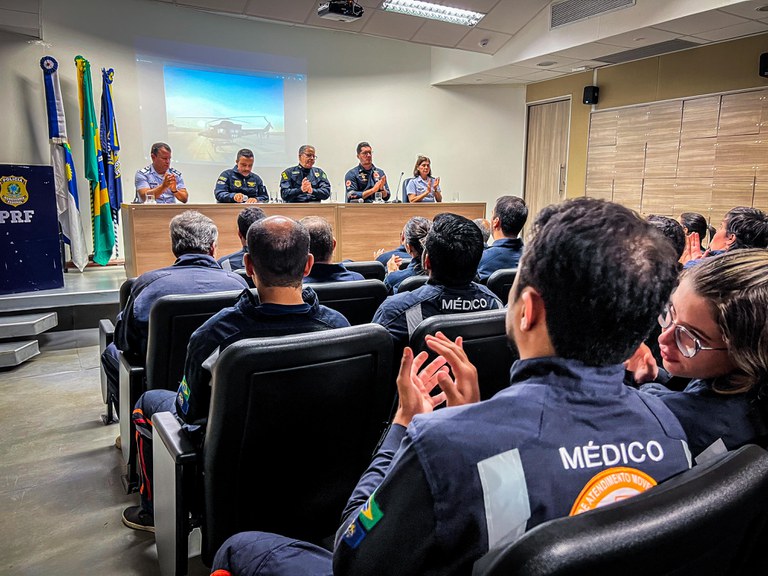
281, 171, 288, 180
217, 176, 227, 182
341, 517, 367, 549
358, 494, 383, 531
570, 467, 656, 516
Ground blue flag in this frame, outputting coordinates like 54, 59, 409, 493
40, 55, 88, 272
100, 67, 123, 255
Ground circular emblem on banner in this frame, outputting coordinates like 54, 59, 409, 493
0, 176, 30, 207
40, 56, 58, 74
569, 467, 657, 516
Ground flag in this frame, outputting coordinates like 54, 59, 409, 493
39, 56, 88, 272
100, 67, 122, 256
75, 55, 114, 266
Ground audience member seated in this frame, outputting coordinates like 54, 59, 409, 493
301, 216, 364, 283
477, 195, 528, 283
383, 216, 430, 293
210, 197, 690, 576
217, 207, 266, 271
629, 249, 768, 457
100, 211, 247, 414
373, 213, 502, 349
682, 206, 768, 267
121, 216, 350, 533
679, 211, 715, 252
647, 215, 686, 264
474, 217, 491, 246
405, 155, 442, 203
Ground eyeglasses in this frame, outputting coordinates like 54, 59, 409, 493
658, 303, 728, 358
301, 153, 317, 159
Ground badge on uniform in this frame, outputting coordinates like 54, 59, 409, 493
358, 494, 383, 531
314, 171, 320, 178
346, 180, 352, 187
341, 517, 367, 549
217, 176, 226, 182
282, 172, 288, 180
247, 181, 255, 187
234, 180, 242, 188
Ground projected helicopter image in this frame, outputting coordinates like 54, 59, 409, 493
163, 65, 286, 164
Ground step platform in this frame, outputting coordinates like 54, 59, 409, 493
0, 340, 40, 368
0, 312, 58, 338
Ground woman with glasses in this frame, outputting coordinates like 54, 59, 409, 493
638, 249, 768, 456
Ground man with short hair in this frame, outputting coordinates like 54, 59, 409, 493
210, 198, 691, 576
477, 195, 527, 282
280, 145, 331, 203
134, 142, 188, 203
345, 142, 390, 203
214, 148, 269, 203
473, 218, 491, 246
218, 206, 267, 271
300, 216, 364, 283
122, 216, 350, 532
101, 210, 247, 413
372, 213, 502, 348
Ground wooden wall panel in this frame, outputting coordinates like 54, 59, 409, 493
585, 178, 613, 201
586, 144, 615, 179
647, 101, 683, 144
718, 91, 763, 136
615, 144, 646, 179
681, 96, 720, 139
714, 135, 763, 178
612, 179, 642, 212
644, 142, 679, 179
641, 179, 675, 215
673, 178, 713, 216
616, 107, 649, 145
754, 179, 768, 211
589, 111, 618, 147
677, 139, 716, 178
711, 179, 756, 226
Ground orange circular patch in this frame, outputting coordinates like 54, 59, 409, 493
569, 467, 657, 516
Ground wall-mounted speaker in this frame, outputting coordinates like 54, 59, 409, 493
760, 53, 768, 78
583, 85, 599, 105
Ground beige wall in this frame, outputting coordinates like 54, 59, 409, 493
527, 33, 768, 198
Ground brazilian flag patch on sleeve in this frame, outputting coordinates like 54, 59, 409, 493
177, 376, 191, 415
358, 494, 383, 531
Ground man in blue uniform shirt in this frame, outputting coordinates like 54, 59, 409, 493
122, 216, 350, 532
100, 211, 247, 413
477, 195, 528, 282
280, 145, 331, 203
210, 198, 691, 576
373, 213, 502, 349
217, 206, 266, 271
134, 142, 188, 203
300, 216, 364, 284
345, 141, 390, 203
214, 148, 269, 203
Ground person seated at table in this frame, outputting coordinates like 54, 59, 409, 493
217, 207, 267, 271
383, 216, 430, 294
280, 145, 331, 203
406, 155, 441, 203
214, 148, 268, 204
134, 142, 188, 203
345, 142, 389, 203
628, 249, 768, 457
477, 195, 528, 283
301, 216, 364, 283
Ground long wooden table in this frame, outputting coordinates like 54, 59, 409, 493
121, 202, 486, 276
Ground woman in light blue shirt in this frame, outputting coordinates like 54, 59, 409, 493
406, 155, 442, 203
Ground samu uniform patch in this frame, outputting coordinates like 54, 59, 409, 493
342, 493, 384, 549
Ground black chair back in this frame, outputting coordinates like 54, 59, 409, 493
397, 274, 429, 293
145, 290, 241, 391
410, 309, 516, 401
235, 268, 255, 288
343, 260, 386, 281
203, 324, 394, 563
474, 444, 768, 576
402, 176, 414, 203
307, 279, 388, 325
119, 278, 135, 310
486, 268, 518, 305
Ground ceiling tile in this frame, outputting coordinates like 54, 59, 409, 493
600, 27, 680, 49
514, 54, 581, 70
361, 9, 424, 41
692, 19, 768, 41
677, 35, 710, 44
652, 10, 750, 36
485, 63, 540, 76
478, 0, 548, 35
550, 59, 608, 73
553, 42, 625, 61
177, 0, 248, 13
454, 27, 511, 54
491, 77, 527, 85
0, 0, 38, 12
244, 0, 315, 22
0, 8, 38, 28
718, 0, 768, 20
410, 19, 471, 48
516, 69, 563, 82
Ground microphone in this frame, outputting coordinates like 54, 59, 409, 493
394, 171, 404, 203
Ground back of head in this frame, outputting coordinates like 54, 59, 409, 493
493, 196, 528, 237
247, 216, 310, 288
725, 207, 768, 250
237, 207, 267, 238
403, 216, 431, 260
683, 249, 768, 391
169, 211, 217, 258
680, 212, 713, 244
516, 197, 679, 366
647, 215, 686, 260
474, 218, 491, 244
300, 216, 334, 263
425, 213, 484, 286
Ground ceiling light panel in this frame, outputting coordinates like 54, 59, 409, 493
381, 0, 486, 26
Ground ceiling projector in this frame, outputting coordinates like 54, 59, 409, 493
318, 1, 364, 22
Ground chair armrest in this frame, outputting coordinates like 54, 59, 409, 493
119, 353, 145, 466
99, 319, 115, 404
153, 412, 198, 464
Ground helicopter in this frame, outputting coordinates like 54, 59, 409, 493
197, 116, 273, 143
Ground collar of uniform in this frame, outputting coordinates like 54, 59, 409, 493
491, 237, 524, 250
237, 286, 319, 316
358, 163, 376, 173
172, 253, 221, 269
231, 166, 250, 179
509, 356, 626, 394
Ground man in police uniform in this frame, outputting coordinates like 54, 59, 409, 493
372, 213, 501, 349
122, 216, 350, 533
477, 195, 528, 282
209, 198, 691, 576
214, 149, 269, 203
280, 145, 331, 203
345, 141, 390, 203
134, 142, 188, 203
300, 216, 364, 283
217, 206, 267, 272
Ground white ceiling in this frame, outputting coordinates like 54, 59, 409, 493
3, 0, 768, 84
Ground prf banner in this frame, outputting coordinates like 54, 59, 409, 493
0, 164, 64, 294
